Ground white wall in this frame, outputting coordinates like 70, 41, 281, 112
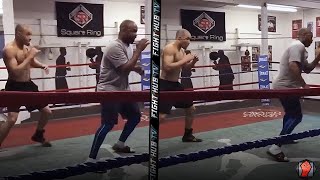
1, 0, 148, 123
161, 2, 320, 102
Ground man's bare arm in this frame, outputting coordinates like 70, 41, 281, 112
31, 58, 49, 75
30, 58, 46, 68
289, 61, 306, 87
162, 48, 193, 72
3, 47, 34, 72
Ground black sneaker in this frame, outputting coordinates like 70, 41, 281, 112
31, 129, 52, 147
182, 134, 202, 142
112, 144, 135, 153
182, 128, 202, 142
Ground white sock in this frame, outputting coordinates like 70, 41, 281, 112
116, 141, 125, 148
269, 144, 282, 155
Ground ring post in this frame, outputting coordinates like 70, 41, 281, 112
149, 0, 161, 180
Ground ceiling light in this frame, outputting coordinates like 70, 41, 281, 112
237, 4, 298, 12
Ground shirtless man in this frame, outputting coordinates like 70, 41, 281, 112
0, 24, 52, 147
159, 29, 202, 142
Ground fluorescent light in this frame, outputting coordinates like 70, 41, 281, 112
237, 4, 298, 12
237, 5, 261, 9
268, 4, 298, 12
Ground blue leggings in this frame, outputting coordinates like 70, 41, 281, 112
89, 102, 141, 159
279, 97, 302, 141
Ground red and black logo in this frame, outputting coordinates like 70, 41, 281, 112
193, 12, 215, 34
69, 4, 93, 28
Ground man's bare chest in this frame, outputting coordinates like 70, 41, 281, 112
174, 51, 184, 63
15, 49, 28, 64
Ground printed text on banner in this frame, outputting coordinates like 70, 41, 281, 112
258, 55, 270, 105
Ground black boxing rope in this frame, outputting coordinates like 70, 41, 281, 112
181, 70, 259, 79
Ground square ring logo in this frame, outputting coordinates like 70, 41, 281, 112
193, 12, 215, 34
69, 4, 93, 28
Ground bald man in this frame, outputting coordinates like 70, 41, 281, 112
0, 24, 52, 148
87, 20, 149, 161
267, 28, 320, 162
159, 29, 202, 142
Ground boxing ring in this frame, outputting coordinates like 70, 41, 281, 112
1, 60, 320, 180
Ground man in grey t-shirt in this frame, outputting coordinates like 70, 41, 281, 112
267, 28, 320, 162
87, 20, 149, 162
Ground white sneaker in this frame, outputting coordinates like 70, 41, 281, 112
267, 145, 289, 162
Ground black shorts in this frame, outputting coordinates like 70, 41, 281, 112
5, 79, 48, 112
159, 79, 193, 114
101, 102, 141, 125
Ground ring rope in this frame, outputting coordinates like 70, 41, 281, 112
194, 62, 254, 69
190, 82, 259, 90
0, 60, 282, 70
161, 37, 297, 41
263, 69, 320, 75
0, 63, 96, 70
43, 86, 97, 92
1, 88, 320, 107
159, 88, 320, 102
0, 103, 84, 114
181, 70, 259, 79
0, 73, 98, 82
42, 81, 141, 92
33, 73, 98, 80
49, 63, 96, 68
3, 128, 319, 180
0, 70, 260, 83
